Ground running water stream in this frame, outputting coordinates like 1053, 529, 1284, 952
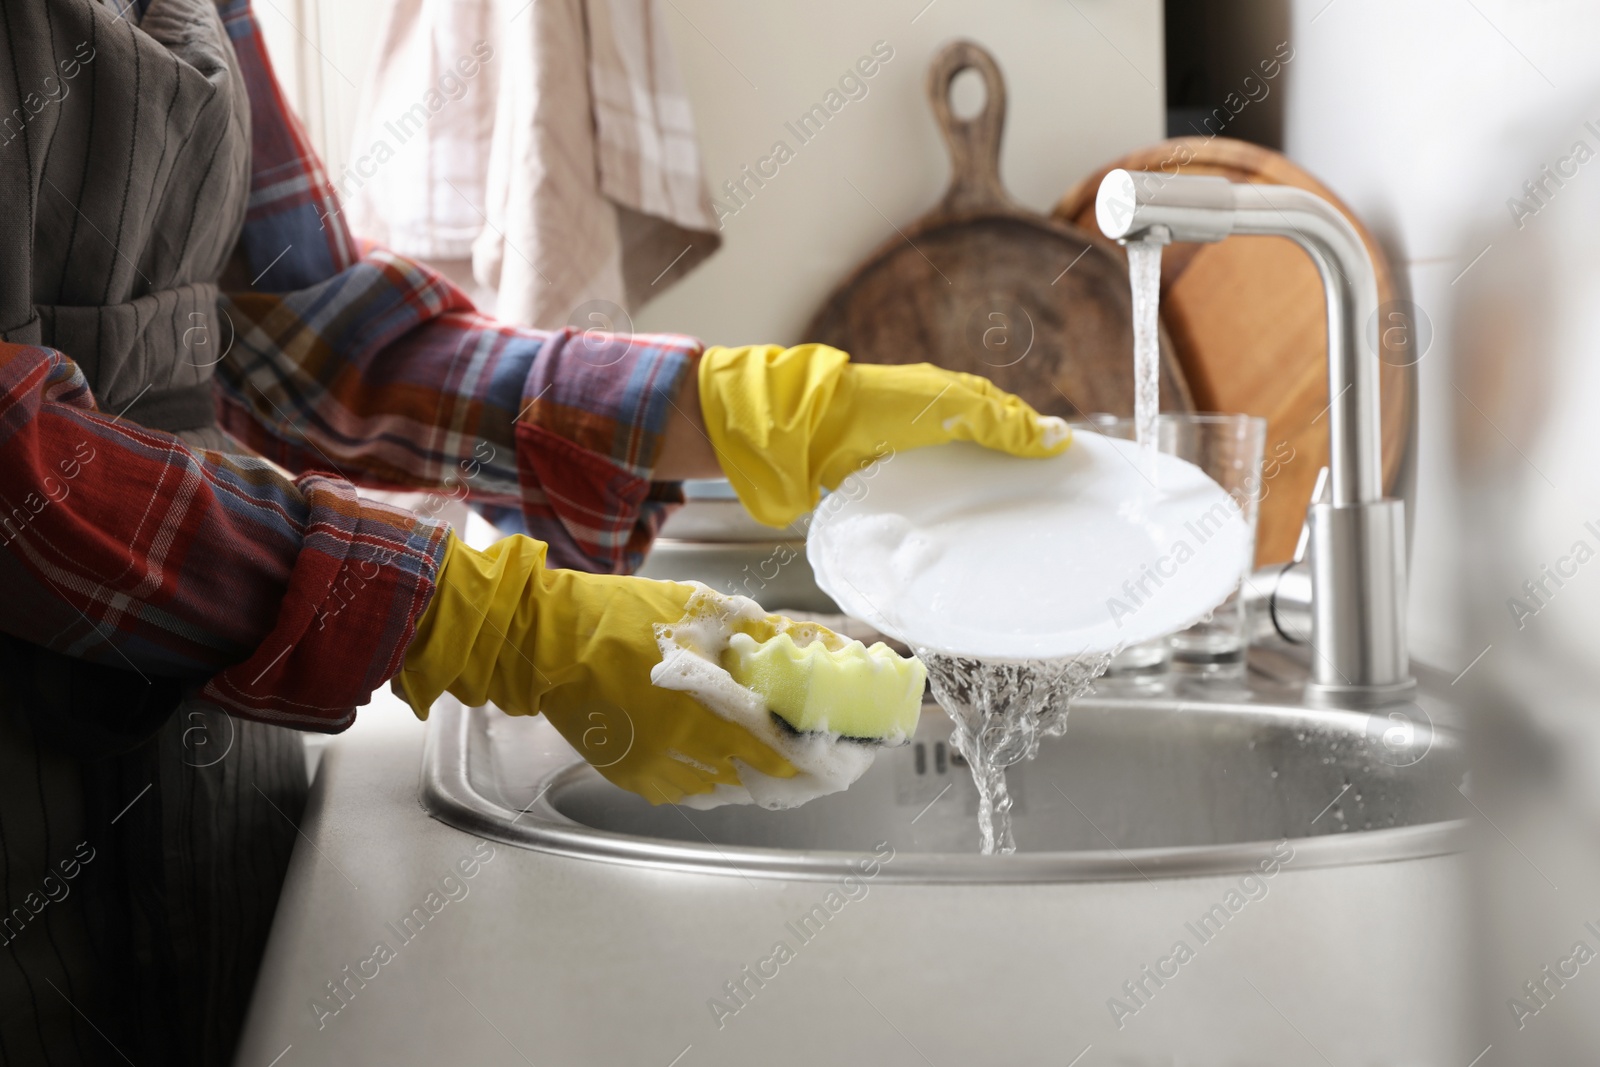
1126, 237, 1165, 474
924, 651, 1112, 854
928, 238, 1168, 855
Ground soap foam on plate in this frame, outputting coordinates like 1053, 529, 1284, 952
649, 587, 881, 810
807, 434, 1253, 661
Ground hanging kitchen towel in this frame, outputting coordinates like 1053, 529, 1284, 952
343, 0, 499, 263
346, 0, 722, 328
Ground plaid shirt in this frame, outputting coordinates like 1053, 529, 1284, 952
0, 0, 697, 731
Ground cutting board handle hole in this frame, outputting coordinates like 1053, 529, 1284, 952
948, 67, 987, 120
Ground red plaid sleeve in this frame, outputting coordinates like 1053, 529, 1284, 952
216, 254, 698, 574
219, 0, 697, 575
0, 342, 448, 732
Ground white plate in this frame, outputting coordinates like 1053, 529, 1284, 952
806, 434, 1252, 660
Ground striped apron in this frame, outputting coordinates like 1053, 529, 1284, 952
0, 1, 309, 1062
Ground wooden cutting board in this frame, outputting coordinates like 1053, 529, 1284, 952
1054, 137, 1412, 566
804, 40, 1193, 420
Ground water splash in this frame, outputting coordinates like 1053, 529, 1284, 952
921, 650, 1113, 854
1126, 238, 1164, 478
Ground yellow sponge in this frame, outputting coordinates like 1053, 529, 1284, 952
721, 630, 925, 741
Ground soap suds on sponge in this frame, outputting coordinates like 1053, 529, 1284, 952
1038, 415, 1072, 449
649, 587, 925, 810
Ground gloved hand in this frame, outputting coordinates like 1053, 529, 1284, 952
698, 344, 1071, 527
395, 533, 798, 804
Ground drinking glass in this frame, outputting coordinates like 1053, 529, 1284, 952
1082, 413, 1267, 679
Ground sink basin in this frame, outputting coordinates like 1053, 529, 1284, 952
421, 647, 1466, 882
418, 646, 1473, 1062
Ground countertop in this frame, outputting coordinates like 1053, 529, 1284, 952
239, 693, 1072, 1066
234, 686, 1471, 1067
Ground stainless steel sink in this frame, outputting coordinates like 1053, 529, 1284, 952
418, 647, 1473, 1062
421, 647, 1467, 882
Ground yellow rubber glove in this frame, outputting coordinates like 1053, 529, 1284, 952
698, 344, 1072, 527
394, 533, 798, 804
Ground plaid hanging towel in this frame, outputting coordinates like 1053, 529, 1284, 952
345, 0, 723, 327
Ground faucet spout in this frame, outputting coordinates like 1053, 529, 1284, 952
1095, 169, 1412, 704
1098, 169, 1383, 507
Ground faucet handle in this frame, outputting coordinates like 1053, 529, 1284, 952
1241, 467, 1326, 649
1293, 467, 1331, 564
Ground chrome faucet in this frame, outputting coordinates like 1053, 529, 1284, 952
1094, 169, 1413, 706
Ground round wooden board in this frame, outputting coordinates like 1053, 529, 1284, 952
1054, 137, 1412, 566
805, 40, 1194, 424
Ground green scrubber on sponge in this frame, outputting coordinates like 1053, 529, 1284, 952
721, 630, 925, 742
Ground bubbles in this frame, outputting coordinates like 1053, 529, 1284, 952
649, 588, 883, 810
1038, 415, 1072, 449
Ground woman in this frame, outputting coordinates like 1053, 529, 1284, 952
0, 0, 1066, 1062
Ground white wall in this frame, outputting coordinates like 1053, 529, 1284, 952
635, 0, 1165, 343
1282, 0, 1600, 668
260, 1, 1163, 328
1285, 13, 1600, 1060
